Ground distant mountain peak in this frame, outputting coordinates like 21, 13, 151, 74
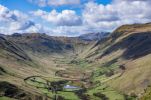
78, 32, 110, 41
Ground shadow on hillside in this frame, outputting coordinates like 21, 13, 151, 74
0, 81, 50, 100
100, 32, 151, 60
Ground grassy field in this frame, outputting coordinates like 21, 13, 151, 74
0, 51, 137, 100
0, 97, 16, 100
24, 76, 81, 100
22, 55, 128, 100
87, 84, 125, 100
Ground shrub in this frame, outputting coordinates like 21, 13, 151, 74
105, 70, 114, 77
57, 95, 65, 100
119, 65, 126, 70
130, 92, 137, 98
93, 92, 109, 100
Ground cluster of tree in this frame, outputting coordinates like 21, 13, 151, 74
46, 80, 67, 93
52, 95, 65, 100
93, 92, 109, 100
75, 88, 90, 100
124, 94, 137, 100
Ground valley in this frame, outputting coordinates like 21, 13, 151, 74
21, 56, 126, 100
1, 23, 151, 100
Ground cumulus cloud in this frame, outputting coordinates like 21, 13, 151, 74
0, 5, 44, 34
1, 0, 151, 36
28, 0, 80, 7
83, 2, 119, 23
9, 21, 35, 30
30, 0, 151, 36
0, 5, 20, 21
82, 0, 151, 32
31, 9, 82, 26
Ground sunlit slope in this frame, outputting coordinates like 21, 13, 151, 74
84, 23, 151, 96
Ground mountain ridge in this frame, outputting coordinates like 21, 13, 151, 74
79, 32, 110, 41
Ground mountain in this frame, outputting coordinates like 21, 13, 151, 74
78, 32, 110, 41
80, 23, 151, 97
0, 35, 32, 62
1, 23, 151, 100
9, 33, 74, 54
0, 33, 93, 100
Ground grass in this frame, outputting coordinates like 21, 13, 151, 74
140, 86, 151, 100
0, 71, 127, 100
26, 78, 45, 87
39, 87, 80, 100
87, 84, 125, 100
92, 62, 121, 82
1, 37, 148, 100
25, 76, 81, 99
107, 54, 151, 95
58, 92, 79, 100
1, 53, 133, 100
84, 60, 127, 100
69, 59, 91, 68
24, 59, 126, 100
0, 97, 15, 100
64, 88, 81, 92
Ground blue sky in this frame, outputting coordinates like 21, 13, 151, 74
1, 0, 111, 14
0, 0, 151, 36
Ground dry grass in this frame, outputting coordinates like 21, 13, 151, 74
107, 54, 151, 95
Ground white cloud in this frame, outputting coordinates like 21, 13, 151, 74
28, 0, 80, 7
0, 5, 44, 34
48, 0, 80, 6
50, 26, 84, 36
0, 5, 17, 21
82, 0, 151, 32
30, 0, 151, 36
83, 2, 118, 23
9, 21, 34, 30
31, 9, 82, 26
1, 0, 151, 36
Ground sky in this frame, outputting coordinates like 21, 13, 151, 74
0, 0, 151, 36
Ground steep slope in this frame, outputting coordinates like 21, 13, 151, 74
0, 36, 31, 62
0, 36, 50, 100
8, 33, 73, 54
83, 23, 151, 98
0, 33, 92, 100
8, 33, 92, 57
